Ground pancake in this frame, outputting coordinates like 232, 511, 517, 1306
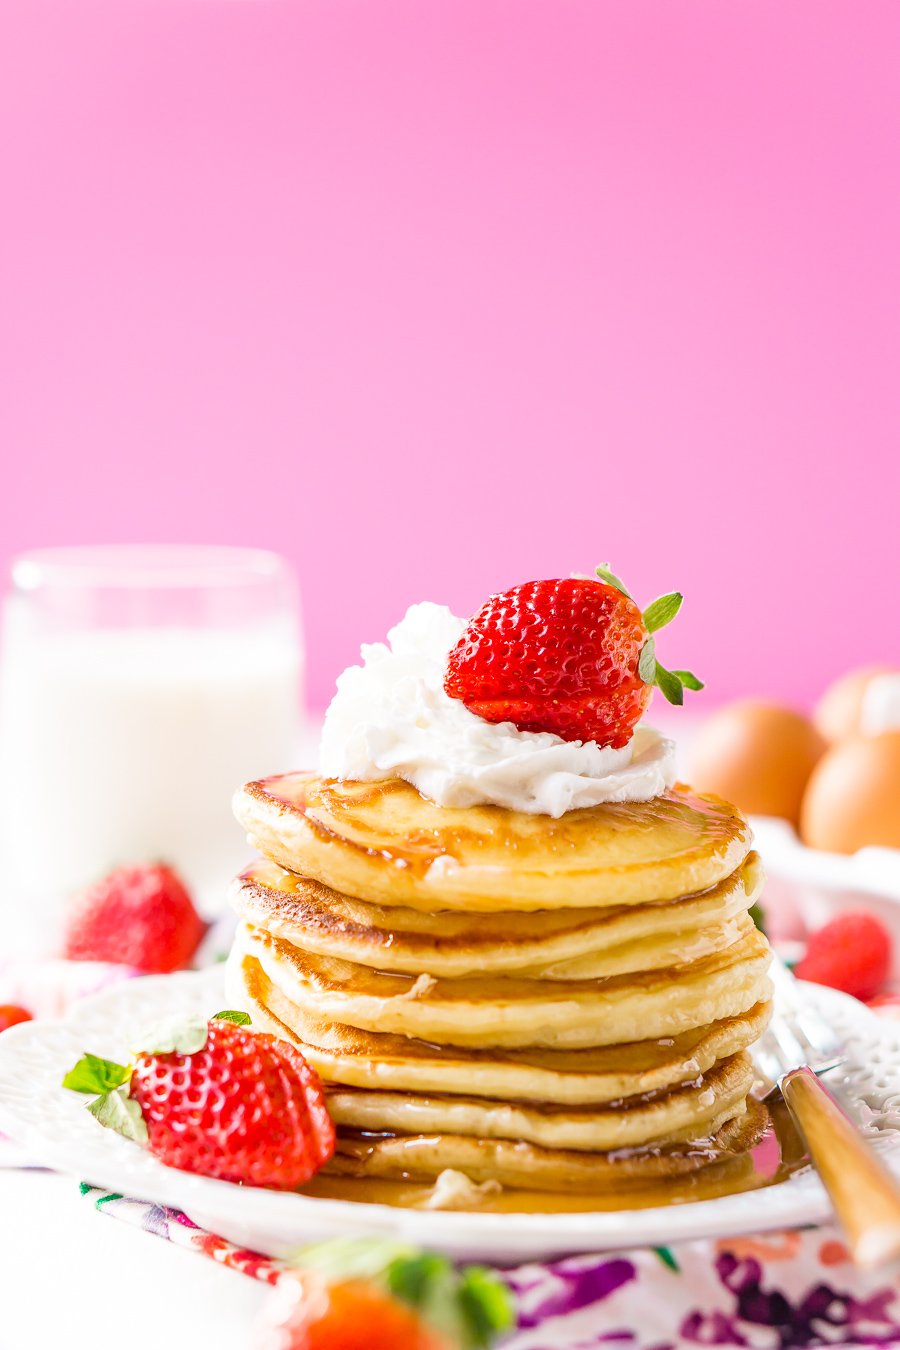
229, 760, 772, 1201
231, 852, 764, 979
230, 945, 773, 1104
234, 921, 773, 1050
325, 1053, 754, 1152
233, 773, 752, 912
325, 1098, 770, 1193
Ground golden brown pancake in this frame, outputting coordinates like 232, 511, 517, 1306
231, 944, 772, 1105
233, 921, 772, 1050
231, 853, 763, 979
228, 765, 772, 1204
325, 1053, 754, 1152
324, 1099, 769, 1193
233, 773, 752, 912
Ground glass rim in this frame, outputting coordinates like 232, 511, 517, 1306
10, 546, 294, 592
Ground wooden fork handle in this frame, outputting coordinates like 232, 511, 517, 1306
782, 1065, 900, 1268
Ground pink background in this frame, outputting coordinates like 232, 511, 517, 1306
2, 2, 899, 710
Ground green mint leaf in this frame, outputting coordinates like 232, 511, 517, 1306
87, 1087, 149, 1144
132, 1014, 209, 1057
638, 637, 657, 684
654, 662, 684, 705
594, 563, 632, 599
671, 669, 704, 691
212, 1010, 251, 1026
642, 591, 683, 634
63, 1053, 132, 1096
408, 1266, 470, 1348
458, 1266, 516, 1346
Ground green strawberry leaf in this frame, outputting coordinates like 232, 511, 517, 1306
212, 1010, 252, 1026
87, 1087, 149, 1144
390, 1254, 472, 1346
671, 669, 704, 691
654, 662, 685, 705
594, 563, 632, 599
63, 1053, 132, 1096
591, 567, 701, 709
642, 592, 683, 634
638, 637, 657, 684
388, 1252, 452, 1306
132, 1014, 209, 1057
458, 1266, 516, 1347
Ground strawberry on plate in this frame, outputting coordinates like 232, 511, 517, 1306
795, 910, 892, 1002
62, 863, 206, 973
445, 564, 701, 749
62, 1011, 335, 1188
255, 1238, 514, 1350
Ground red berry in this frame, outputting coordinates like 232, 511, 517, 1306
445, 577, 651, 748
63, 864, 205, 973
0, 1005, 32, 1033
130, 1018, 335, 1188
256, 1272, 451, 1350
795, 910, 893, 1001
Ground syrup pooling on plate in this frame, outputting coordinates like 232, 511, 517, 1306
298, 1104, 807, 1214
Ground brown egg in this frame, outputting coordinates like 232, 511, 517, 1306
688, 700, 826, 825
813, 665, 897, 743
800, 731, 900, 852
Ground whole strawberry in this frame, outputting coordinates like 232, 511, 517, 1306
63, 1012, 335, 1189
257, 1272, 452, 1350
255, 1239, 515, 1350
796, 910, 892, 1002
63, 863, 205, 973
445, 565, 701, 748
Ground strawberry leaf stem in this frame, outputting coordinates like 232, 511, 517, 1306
131, 1014, 208, 1056
63, 1053, 132, 1095
87, 1086, 149, 1143
594, 563, 632, 599
672, 669, 704, 691
654, 662, 685, 705
596, 564, 702, 706
213, 1010, 252, 1026
642, 592, 683, 633
638, 638, 657, 684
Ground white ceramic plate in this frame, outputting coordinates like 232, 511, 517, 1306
1, 968, 899, 1264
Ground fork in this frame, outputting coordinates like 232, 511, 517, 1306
753, 955, 900, 1269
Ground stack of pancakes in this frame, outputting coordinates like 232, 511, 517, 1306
227, 772, 773, 1201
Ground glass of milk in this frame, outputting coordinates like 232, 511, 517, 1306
0, 546, 303, 952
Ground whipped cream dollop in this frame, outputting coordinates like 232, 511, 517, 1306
318, 602, 676, 817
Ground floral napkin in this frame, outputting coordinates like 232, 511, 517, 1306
75, 1181, 900, 1348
